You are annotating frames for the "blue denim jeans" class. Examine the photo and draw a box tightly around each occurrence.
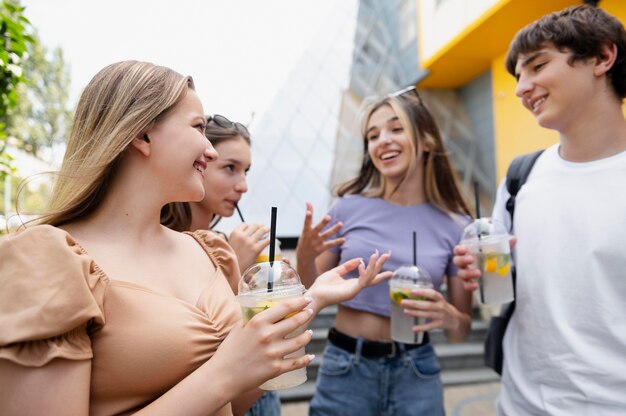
[309,338,444,416]
[245,391,281,416]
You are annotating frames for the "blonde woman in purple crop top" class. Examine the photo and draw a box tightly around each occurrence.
[303,88,474,415]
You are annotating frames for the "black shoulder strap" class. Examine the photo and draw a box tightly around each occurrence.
[502,149,543,309]
[504,149,544,232]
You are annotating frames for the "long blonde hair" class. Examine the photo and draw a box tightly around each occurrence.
[42,60,194,226]
[337,93,471,217]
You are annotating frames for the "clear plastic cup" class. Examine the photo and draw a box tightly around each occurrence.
[237,261,307,390]
[389,265,433,344]
[461,218,514,305]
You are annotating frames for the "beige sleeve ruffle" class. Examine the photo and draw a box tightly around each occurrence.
[0,225,106,366]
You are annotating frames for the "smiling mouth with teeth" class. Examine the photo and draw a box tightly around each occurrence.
[532,97,546,111]
[193,162,204,174]
[381,152,400,160]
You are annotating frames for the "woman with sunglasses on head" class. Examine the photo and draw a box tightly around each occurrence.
[161,115,346,292]
[306,88,474,415]
[161,115,269,292]
[161,114,353,415]
[0,61,392,416]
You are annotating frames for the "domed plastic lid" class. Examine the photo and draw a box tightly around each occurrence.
[461,217,508,243]
[238,261,304,298]
[391,265,433,287]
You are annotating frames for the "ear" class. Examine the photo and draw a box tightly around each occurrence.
[593,42,618,77]
[131,133,152,157]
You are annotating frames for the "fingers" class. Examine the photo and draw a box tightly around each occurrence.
[278,351,315,374]
[453,245,481,292]
[323,237,345,250]
[250,296,314,325]
[367,270,393,287]
[374,250,391,270]
[312,215,331,233]
[509,235,517,250]
[359,250,390,274]
[268,328,313,360]
[462,280,480,291]
[453,254,475,268]
[410,288,442,302]
[233,222,249,233]
[330,258,363,277]
[302,202,313,229]
[355,250,391,287]
[413,321,438,332]
[249,223,270,240]
[456,267,481,288]
[453,244,468,256]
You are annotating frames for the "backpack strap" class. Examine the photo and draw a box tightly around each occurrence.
[504,149,544,232]
[503,149,543,307]
[484,149,544,374]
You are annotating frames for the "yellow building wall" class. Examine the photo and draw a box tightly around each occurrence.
[491,0,626,182]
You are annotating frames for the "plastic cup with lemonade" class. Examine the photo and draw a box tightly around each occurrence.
[237,261,307,390]
[461,217,514,305]
[389,265,433,344]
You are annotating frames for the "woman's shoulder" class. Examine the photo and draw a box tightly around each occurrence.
[0,224,107,365]
[185,229,241,280]
[0,224,104,273]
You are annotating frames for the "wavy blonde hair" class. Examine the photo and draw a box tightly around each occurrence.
[337,93,471,217]
[41,60,194,226]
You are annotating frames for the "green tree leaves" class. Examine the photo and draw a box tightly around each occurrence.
[1,0,36,180]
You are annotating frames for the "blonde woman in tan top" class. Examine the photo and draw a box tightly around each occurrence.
[0,61,391,415]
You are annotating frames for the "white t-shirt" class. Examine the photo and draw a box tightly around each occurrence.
[492,144,626,416]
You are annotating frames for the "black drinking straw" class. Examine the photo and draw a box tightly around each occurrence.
[412,231,418,344]
[474,181,481,219]
[267,206,277,292]
[235,203,245,222]
[412,231,417,267]
[474,181,485,303]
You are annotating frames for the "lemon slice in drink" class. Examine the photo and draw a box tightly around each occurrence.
[484,256,498,273]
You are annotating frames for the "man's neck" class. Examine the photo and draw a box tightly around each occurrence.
[558,99,626,162]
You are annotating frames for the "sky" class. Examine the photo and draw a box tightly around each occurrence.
[22,0,338,124]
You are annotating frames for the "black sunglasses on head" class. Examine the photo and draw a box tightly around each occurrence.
[388,85,423,105]
[207,114,250,136]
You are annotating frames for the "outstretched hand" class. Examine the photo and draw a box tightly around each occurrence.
[296,202,345,265]
[307,251,392,311]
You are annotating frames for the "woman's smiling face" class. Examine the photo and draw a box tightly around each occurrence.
[199,135,251,218]
[366,104,416,184]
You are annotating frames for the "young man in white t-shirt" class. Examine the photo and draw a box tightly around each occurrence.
[454,5,626,415]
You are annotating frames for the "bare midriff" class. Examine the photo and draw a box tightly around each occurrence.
[334,304,391,342]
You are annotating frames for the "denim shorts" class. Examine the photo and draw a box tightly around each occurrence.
[309,335,444,416]
[245,391,281,416]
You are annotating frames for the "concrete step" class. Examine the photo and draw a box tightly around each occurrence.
[434,342,486,371]
[278,367,500,402]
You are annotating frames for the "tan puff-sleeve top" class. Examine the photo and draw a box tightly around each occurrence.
[0,225,242,415]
